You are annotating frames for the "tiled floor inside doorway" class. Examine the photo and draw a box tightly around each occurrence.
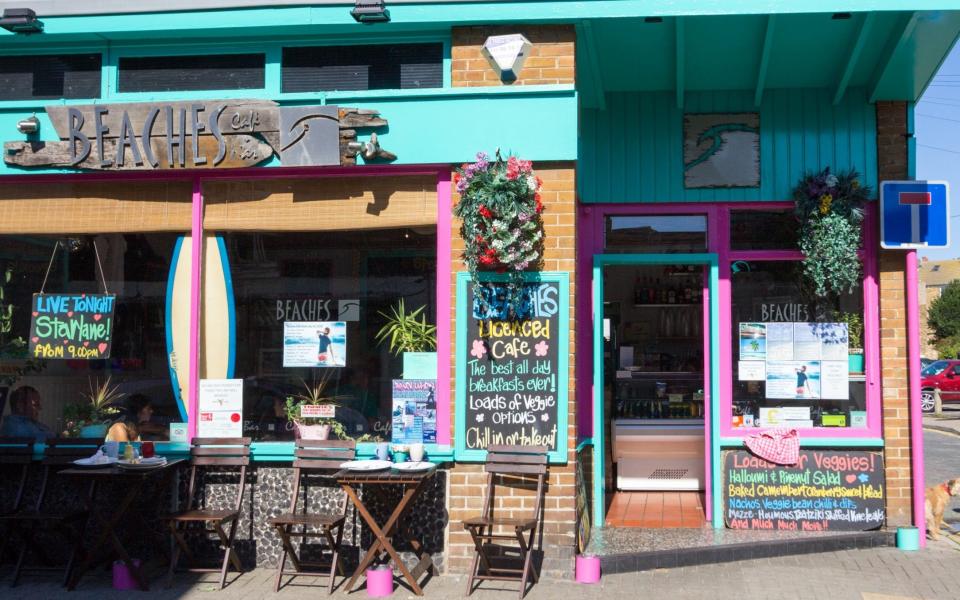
[604,491,706,528]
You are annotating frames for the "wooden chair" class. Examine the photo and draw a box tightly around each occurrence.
[268,439,355,593]
[463,444,548,600]
[165,437,251,590]
[0,437,100,587]
[0,437,34,566]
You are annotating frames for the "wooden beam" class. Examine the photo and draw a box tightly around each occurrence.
[754,15,776,107]
[833,12,876,105]
[576,20,606,111]
[868,11,919,104]
[676,17,685,110]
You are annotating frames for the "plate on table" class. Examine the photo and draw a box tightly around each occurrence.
[340,460,393,471]
[117,457,167,469]
[392,461,435,472]
[73,456,118,468]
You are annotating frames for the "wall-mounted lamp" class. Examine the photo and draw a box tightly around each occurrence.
[0,8,44,34]
[16,115,39,135]
[351,0,390,23]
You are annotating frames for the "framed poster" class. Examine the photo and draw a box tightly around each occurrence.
[282,321,346,367]
[454,271,569,464]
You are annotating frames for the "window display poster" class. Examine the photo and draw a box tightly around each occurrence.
[792,323,822,360]
[738,360,766,381]
[765,360,821,399]
[739,323,766,360]
[818,323,849,361]
[283,321,346,367]
[820,360,850,400]
[198,378,243,437]
[391,379,437,444]
[765,322,794,361]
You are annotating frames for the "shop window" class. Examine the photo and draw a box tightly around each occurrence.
[219,229,437,442]
[118,54,265,93]
[730,210,799,250]
[604,215,707,254]
[281,43,443,93]
[730,261,866,429]
[0,234,181,443]
[0,54,101,100]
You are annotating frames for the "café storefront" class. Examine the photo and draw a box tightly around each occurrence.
[0,0,957,586]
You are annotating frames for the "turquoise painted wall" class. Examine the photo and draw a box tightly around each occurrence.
[579,87,878,203]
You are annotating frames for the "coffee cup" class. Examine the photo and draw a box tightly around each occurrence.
[100,441,119,459]
[375,442,390,461]
[409,443,425,462]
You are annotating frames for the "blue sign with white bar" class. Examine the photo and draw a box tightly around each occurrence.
[880,180,950,249]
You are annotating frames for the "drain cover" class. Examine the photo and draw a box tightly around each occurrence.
[649,468,688,479]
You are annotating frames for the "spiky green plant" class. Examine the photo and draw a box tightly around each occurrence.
[374,299,437,356]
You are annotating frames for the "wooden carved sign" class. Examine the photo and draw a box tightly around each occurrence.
[4,101,392,170]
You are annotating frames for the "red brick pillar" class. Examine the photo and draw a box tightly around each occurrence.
[875,101,913,526]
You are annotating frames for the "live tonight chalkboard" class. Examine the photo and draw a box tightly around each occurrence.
[455,272,569,463]
[723,449,885,532]
[29,293,116,360]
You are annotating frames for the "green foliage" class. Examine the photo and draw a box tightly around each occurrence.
[834,311,864,350]
[793,168,870,297]
[375,299,437,355]
[927,280,960,341]
[933,335,960,360]
[284,372,340,426]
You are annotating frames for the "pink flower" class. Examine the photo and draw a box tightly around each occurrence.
[534,340,549,357]
[470,340,487,359]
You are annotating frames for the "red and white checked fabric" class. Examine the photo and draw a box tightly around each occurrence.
[744,428,799,465]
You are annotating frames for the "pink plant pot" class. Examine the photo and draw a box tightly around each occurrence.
[575,554,601,584]
[295,423,331,440]
[112,559,141,590]
[366,566,394,597]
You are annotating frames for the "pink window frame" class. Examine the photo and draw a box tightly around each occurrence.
[1,164,453,447]
[717,201,881,439]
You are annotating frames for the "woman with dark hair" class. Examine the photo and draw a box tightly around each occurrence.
[106,394,158,442]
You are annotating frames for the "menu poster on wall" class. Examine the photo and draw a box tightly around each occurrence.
[391,379,437,444]
[724,449,885,531]
[29,293,115,360]
[765,360,821,399]
[282,321,347,367]
[198,378,243,438]
[456,273,569,461]
[739,323,766,360]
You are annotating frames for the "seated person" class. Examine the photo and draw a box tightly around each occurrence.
[0,385,54,442]
[106,394,164,442]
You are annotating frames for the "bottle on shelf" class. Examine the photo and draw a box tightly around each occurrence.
[668,286,676,304]
[634,275,644,305]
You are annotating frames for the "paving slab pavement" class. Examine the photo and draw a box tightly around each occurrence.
[5,538,959,600]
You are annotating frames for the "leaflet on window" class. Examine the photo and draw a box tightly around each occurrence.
[283,321,347,367]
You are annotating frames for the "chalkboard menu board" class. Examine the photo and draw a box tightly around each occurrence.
[723,449,885,531]
[29,293,116,360]
[455,272,569,463]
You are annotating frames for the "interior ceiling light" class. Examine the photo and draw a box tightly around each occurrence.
[0,8,44,34]
[351,0,390,23]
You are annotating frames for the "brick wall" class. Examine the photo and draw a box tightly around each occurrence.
[447,163,578,577]
[875,100,912,526]
[451,25,575,87]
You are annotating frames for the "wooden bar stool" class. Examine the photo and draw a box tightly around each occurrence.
[269,439,355,593]
[463,444,548,600]
[165,437,251,590]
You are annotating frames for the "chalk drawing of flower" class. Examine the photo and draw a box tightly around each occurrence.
[476,414,485,423]
[471,340,487,359]
[534,340,549,357]
[858,473,869,483]
[541,413,550,422]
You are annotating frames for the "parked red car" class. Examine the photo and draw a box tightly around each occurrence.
[920,360,960,412]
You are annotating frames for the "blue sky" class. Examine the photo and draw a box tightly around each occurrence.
[916,42,960,260]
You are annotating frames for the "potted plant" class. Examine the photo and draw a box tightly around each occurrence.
[283,373,345,440]
[374,299,437,356]
[837,312,865,374]
[0,265,45,408]
[62,376,124,438]
[793,168,871,297]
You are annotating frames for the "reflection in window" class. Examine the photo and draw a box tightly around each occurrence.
[605,215,707,253]
[730,261,866,429]
[221,229,437,442]
[0,234,180,442]
[730,210,799,250]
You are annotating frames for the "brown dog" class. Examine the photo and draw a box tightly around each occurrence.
[925,478,960,540]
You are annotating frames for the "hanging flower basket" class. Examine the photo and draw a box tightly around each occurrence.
[453,151,545,312]
[793,168,870,297]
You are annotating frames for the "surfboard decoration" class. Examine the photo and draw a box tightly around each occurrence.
[165,236,236,424]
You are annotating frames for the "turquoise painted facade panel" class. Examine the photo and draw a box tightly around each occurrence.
[0,87,577,175]
[579,87,878,203]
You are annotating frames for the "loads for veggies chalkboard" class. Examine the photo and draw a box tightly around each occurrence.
[454,272,569,463]
[723,449,885,531]
[29,293,115,360]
